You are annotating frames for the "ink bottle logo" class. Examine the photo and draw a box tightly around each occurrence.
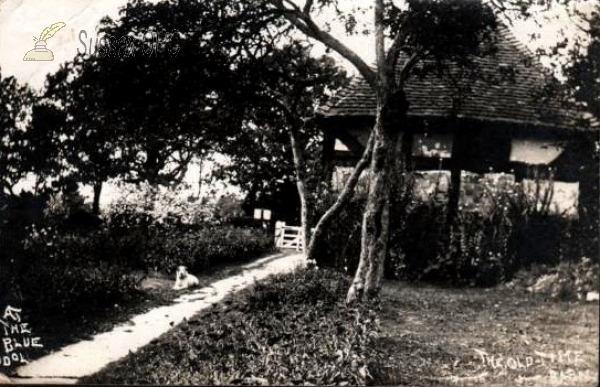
[23,22,66,61]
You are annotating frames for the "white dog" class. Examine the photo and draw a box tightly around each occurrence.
[172,265,200,290]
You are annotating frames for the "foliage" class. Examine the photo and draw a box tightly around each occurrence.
[12,225,141,318]
[536,4,600,260]
[507,256,600,301]
[141,223,275,274]
[564,4,600,119]
[104,181,213,224]
[1,189,273,323]
[43,0,250,191]
[0,192,45,306]
[568,7,600,261]
[386,199,516,287]
[211,194,245,224]
[81,268,382,386]
[101,193,274,273]
[318,169,585,287]
[218,42,347,205]
[311,190,365,274]
[0,69,34,196]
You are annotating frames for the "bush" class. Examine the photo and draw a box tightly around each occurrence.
[141,223,275,274]
[81,268,382,386]
[17,225,141,318]
[1,193,47,307]
[508,257,600,301]
[99,211,275,275]
[386,199,516,286]
[3,203,274,322]
[314,168,583,287]
[312,199,364,274]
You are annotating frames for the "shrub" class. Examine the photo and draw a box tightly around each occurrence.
[81,268,382,386]
[389,183,585,287]
[315,167,581,287]
[142,223,275,274]
[312,199,364,274]
[99,210,275,275]
[10,218,274,318]
[0,193,47,307]
[509,257,600,301]
[17,225,142,318]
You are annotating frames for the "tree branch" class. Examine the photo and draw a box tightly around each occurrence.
[306,128,375,261]
[271,3,377,89]
[303,0,314,14]
[397,50,422,87]
[376,0,386,84]
[386,14,409,74]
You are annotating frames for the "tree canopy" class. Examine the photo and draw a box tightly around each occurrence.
[0,68,34,196]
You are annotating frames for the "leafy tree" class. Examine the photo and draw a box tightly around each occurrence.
[95,0,540,301]
[45,0,249,212]
[0,68,34,197]
[568,5,600,117]
[534,4,599,259]
[22,102,69,195]
[78,0,348,247]
[254,0,512,302]
[45,57,124,214]
[221,42,347,252]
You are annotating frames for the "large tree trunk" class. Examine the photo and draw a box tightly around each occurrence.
[347,90,406,303]
[92,181,103,215]
[346,0,410,303]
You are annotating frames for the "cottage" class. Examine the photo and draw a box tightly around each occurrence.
[318,25,597,216]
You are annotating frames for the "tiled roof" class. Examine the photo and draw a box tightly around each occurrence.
[319,26,596,131]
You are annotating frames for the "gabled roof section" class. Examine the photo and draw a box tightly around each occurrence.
[319,26,595,131]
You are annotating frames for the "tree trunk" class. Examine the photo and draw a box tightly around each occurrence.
[92,181,103,215]
[288,124,310,256]
[447,166,461,225]
[321,130,336,186]
[347,94,402,303]
[197,156,204,201]
[400,125,415,172]
[577,137,599,261]
[346,0,413,303]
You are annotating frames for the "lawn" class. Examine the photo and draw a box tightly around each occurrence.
[373,281,599,386]
[77,267,598,386]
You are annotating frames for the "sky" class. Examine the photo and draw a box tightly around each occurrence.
[0,0,594,209]
[1,0,594,91]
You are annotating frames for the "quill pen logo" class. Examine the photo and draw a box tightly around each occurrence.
[23,22,66,61]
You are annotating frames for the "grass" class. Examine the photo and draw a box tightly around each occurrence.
[372,281,599,386]
[79,267,378,386]
[79,267,598,386]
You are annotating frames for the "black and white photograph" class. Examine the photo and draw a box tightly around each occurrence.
[0,0,598,385]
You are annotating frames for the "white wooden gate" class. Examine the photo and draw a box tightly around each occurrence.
[274,222,306,251]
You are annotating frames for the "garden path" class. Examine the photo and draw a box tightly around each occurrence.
[11,252,306,384]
